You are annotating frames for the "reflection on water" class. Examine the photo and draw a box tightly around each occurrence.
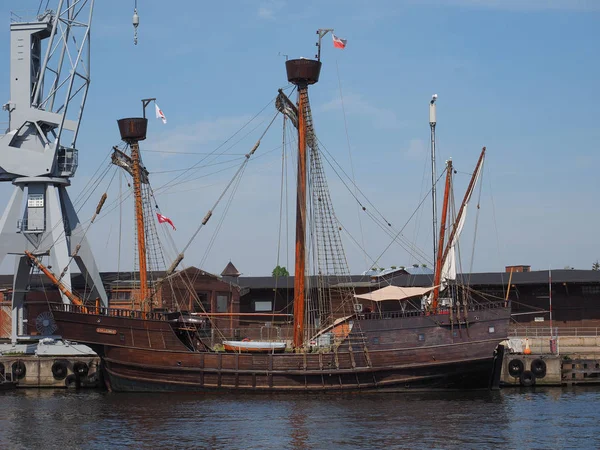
[0,387,599,449]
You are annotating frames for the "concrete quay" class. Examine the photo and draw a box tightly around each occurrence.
[0,338,100,388]
[501,329,600,387]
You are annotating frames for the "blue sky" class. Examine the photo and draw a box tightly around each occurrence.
[0,0,598,276]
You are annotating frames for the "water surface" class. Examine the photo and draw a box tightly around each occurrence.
[1,387,598,449]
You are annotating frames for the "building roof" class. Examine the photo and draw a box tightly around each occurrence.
[0,269,599,291]
[220,261,241,277]
[361,266,434,278]
[237,270,600,289]
[405,266,435,276]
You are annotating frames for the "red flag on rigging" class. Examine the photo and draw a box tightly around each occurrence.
[156,213,176,230]
[332,34,347,49]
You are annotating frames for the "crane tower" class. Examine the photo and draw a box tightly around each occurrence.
[0,0,107,343]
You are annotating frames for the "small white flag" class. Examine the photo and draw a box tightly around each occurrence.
[155,103,167,124]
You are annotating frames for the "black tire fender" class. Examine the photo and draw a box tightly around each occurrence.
[73,361,89,377]
[51,359,69,380]
[530,359,547,379]
[12,361,26,380]
[520,370,536,387]
[508,358,524,377]
[65,374,78,388]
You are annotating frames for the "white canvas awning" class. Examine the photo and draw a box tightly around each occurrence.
[354,285,437,302]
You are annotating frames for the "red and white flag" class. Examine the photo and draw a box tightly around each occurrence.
[155,103,167,124]
[156,213,176,230]
[332,34,347,49]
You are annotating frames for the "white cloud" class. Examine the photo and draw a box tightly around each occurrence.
[402,138,427,161]
[145,115,254,155]
[258,7,275,19]
[257,0,285,19]
[320,93,403,130]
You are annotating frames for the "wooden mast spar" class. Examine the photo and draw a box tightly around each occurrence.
[293,86,307,349]
[431,147,486,311]
[117,116,150,313]
[130,140,148,309]
[432,160,453,310]
[285,57,322,349]
[439,147,486,269]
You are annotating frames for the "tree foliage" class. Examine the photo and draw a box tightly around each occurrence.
[272,265,290,277]
[593,261,600,271]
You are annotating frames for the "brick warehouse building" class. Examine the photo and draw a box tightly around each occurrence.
[1,265,600,339]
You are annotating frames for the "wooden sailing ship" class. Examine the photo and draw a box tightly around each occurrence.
[36,51,510,392]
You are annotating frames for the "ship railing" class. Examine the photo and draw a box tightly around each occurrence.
[359,309,423,320]
[218,327,293,342]
[509,326,600,338]
[358,300,506,321]
[51,303,167,321]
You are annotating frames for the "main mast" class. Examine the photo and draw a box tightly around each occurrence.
[285,58,322,349]
[117,117,150,311]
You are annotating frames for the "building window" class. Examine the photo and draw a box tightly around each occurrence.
[193,292,211,313]
[582,285,600,295]
[216,294,228,313]
[417,333,425,342]
[255,301,272,312]
[112,290,131,301]
[488,326,495,334]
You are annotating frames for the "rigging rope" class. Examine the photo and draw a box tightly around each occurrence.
[272,115,290,317]
[154,92,288,195]
[468,157,486,282]
[117,170,123,280]
[335,59,367,268]
[168,111,280,274]
[487,165,507,299]
[149,156,245,174]
[199,162,247,270]
[315,135,438,267]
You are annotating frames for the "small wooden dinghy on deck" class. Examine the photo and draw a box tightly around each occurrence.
[223,340,287,353]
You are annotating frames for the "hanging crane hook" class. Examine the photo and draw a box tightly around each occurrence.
[132,3,140,45]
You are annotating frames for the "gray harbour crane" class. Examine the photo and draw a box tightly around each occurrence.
[0,0,107,343]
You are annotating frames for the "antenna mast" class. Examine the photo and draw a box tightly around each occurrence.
[430,94,438,263]
[132,0,139,45]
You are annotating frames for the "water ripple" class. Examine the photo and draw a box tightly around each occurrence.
[0,387,598,449]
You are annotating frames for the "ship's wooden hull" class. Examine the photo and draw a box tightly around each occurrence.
[51,303,510,392]
[101,342,501,392]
